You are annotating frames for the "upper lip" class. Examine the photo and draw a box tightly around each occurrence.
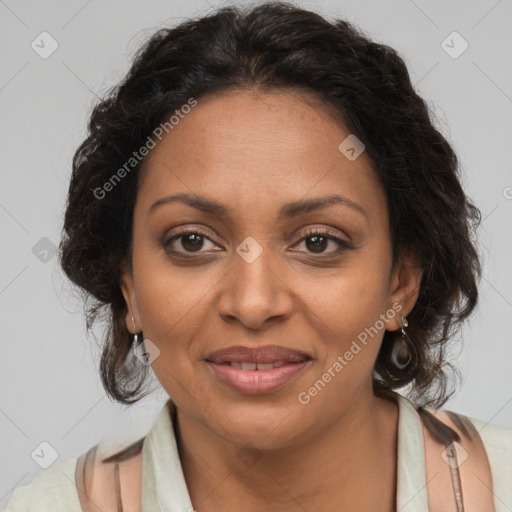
[206,345,311,364]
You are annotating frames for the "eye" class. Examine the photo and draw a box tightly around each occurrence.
[293,228,352,255]
[163,229,218,254]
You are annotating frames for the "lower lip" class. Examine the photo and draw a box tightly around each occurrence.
[206,361,310,394]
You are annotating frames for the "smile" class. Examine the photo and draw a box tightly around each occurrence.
[226,360,290,370]
[206,360,310,394]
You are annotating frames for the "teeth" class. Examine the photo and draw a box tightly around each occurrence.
[256,362,274,370]
[228,360,297,370]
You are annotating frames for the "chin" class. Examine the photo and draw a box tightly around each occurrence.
[210,400,310,450]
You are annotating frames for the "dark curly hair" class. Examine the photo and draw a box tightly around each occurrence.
[58,1,482,409]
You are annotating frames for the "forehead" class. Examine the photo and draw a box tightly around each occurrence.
[136,88,386,223]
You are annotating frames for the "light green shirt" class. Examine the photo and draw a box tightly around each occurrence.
[4,393,512,511]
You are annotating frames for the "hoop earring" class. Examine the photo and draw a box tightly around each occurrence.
[392,314,412,369]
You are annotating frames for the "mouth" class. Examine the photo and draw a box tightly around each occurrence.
[205,345,312,394]
[205,344,311,364]
[217,360,303,370]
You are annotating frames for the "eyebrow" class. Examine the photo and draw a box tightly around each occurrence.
[148,193,368,220]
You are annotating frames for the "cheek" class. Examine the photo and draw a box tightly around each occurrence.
[304,258,391,376]
[131,266,224,394]
[132,245,216,337]
[305,257,389,326]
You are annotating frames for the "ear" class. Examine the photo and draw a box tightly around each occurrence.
[384,248,423,332]
[120,260,142,334]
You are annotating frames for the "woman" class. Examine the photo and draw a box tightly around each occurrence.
[5,2,511,511]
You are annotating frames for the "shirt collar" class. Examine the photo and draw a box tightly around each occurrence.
[141,392,428,511]
[394,392,429,511]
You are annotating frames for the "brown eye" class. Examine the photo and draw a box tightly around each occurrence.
[305,235,329,253]
[179,233,205,252]
[295,229,352,255]
[163,230,217,254]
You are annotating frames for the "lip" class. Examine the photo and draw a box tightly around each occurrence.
[205,344,311,364]
[205,344,312,395]
[206,360,310,394]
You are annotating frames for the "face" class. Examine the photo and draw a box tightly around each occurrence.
[121,88,422,449]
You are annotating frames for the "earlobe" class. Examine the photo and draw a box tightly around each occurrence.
[386,250,423,331]
[120,267,141,334]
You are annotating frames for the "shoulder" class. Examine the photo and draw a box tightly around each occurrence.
[75,437,145,511]
[3,437,145,512]
[463,413,512,505]
[423,405,512,510]
[3,457,81,512]
[429,407,512,468]
[463,413,512,453]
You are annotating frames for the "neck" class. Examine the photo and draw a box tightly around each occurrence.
[174,387,399,512]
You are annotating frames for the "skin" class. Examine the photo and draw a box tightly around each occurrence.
[121,88,423,511]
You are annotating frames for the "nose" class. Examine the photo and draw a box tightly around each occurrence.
[216,245,294,330]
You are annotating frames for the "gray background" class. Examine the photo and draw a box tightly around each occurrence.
[1,0,511,503]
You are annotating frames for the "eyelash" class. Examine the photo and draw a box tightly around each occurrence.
[162,227,352,256]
